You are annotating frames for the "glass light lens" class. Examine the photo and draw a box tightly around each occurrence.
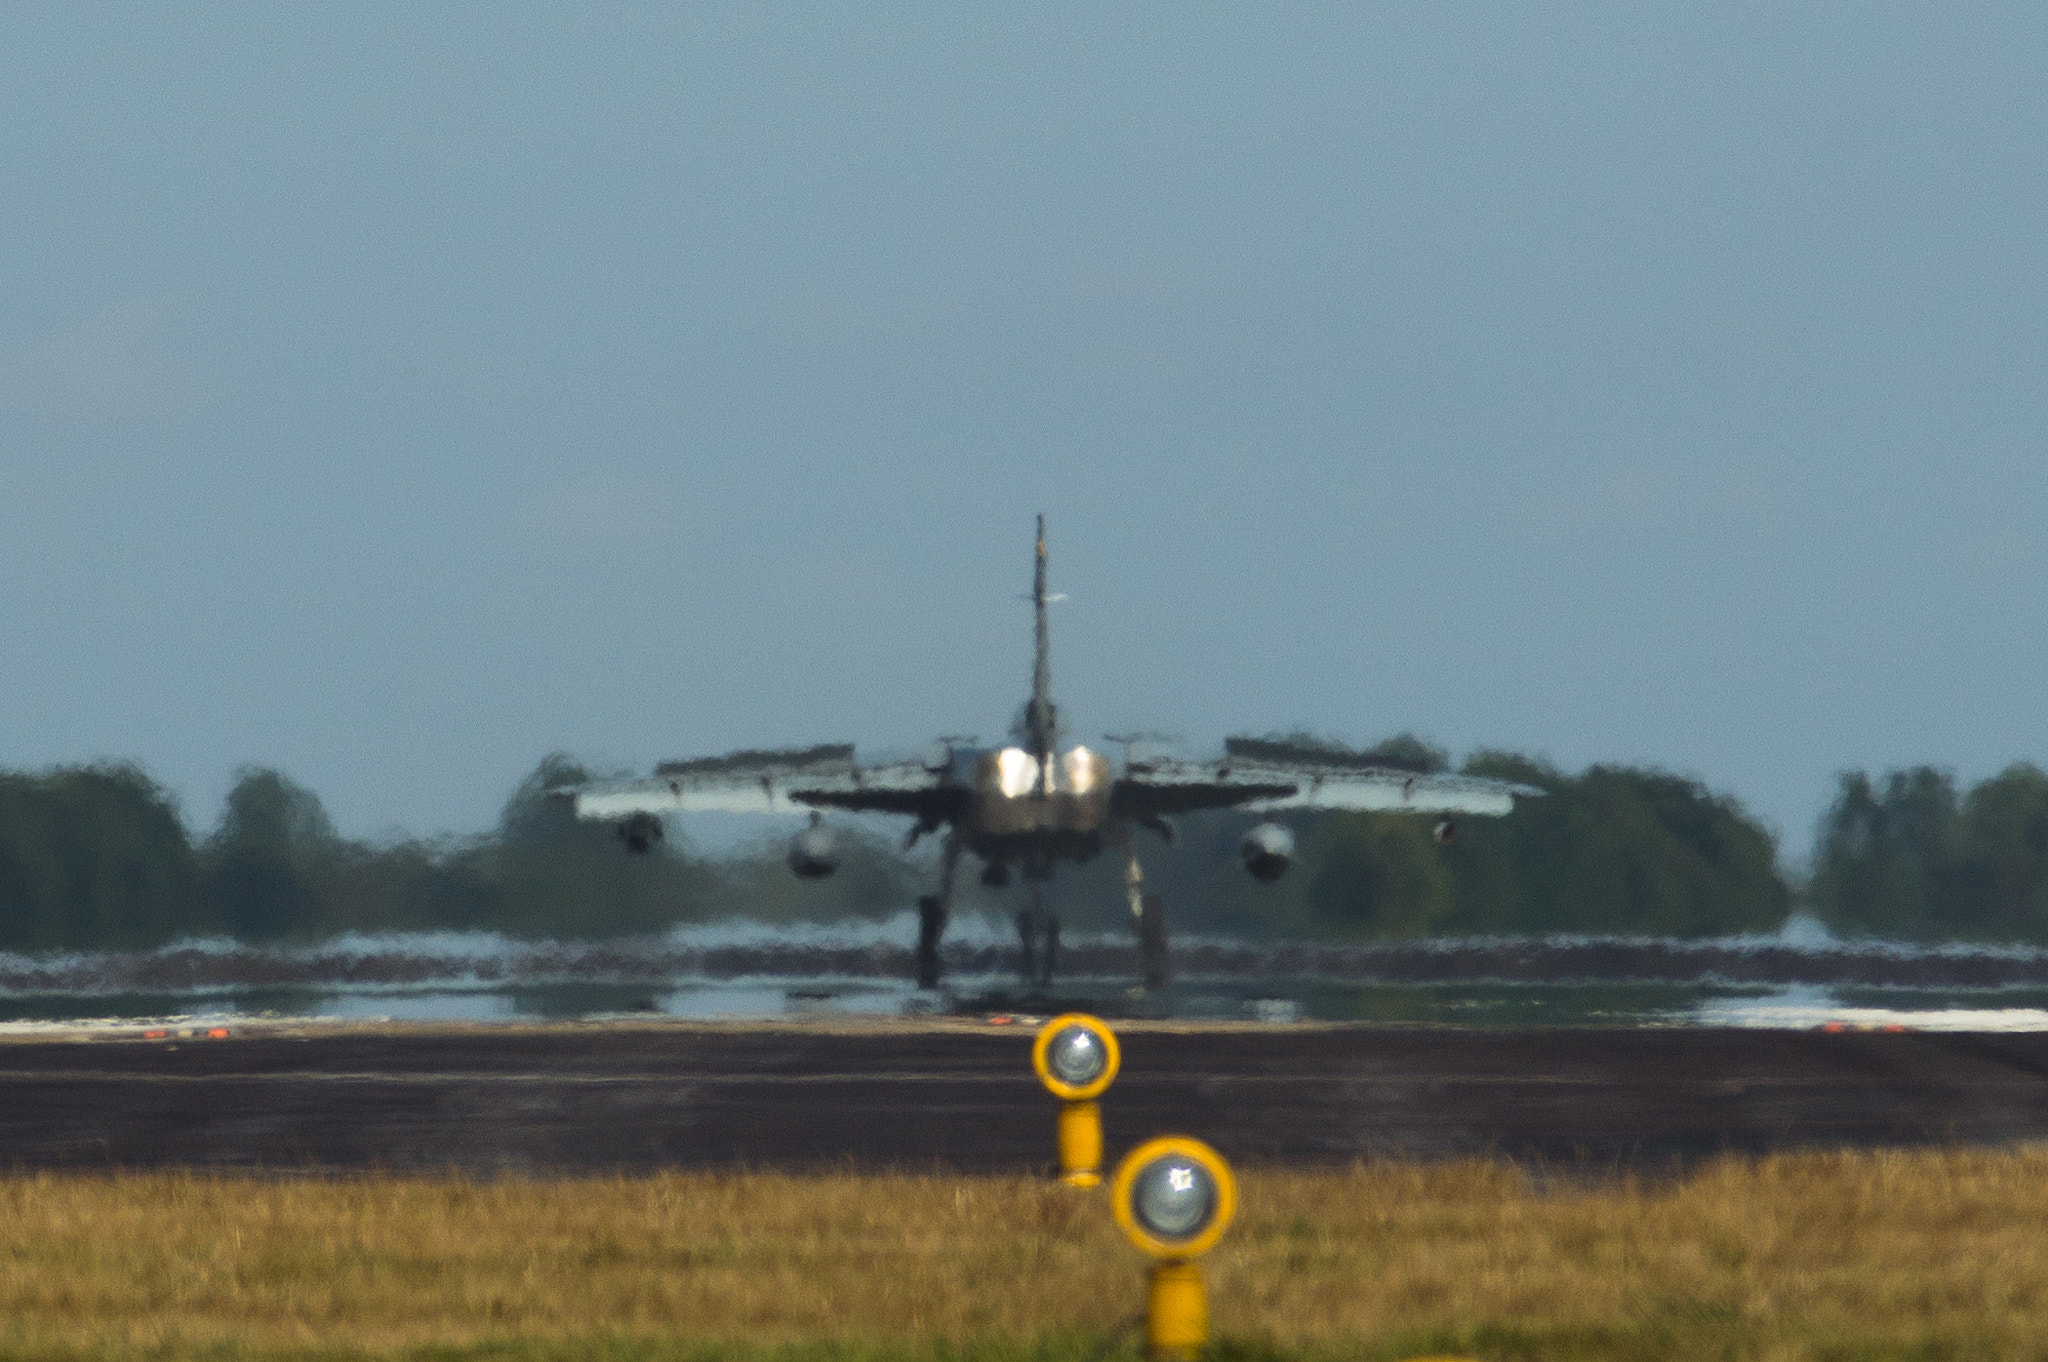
[1047,1024,1106,1086]
[1133,1156,1216,1240]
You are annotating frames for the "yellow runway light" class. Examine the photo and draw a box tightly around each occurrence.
[1110,1135,1236,1260]
[1144,1259,1207,1357]
[1032,1013,1120,1100]
[1032,1014,1120,1186]
[1110,1136,1238,1359]
[1056,1098,1103,1185]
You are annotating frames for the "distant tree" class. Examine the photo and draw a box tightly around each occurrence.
[1952,764,2048,939]
[497,754,611,849]
[1813,764,2048,942]
[1810,768,1953,939]
[314,834,460,936]
[0,763,202,951]
[1438,762,1787,937]
[201,767,343,941]
[0,742,1804,951]
[1460,749,1563,791]
[1362,733,1451,774]
[1301,811,1455,937]
[1140,747,1787,940]
[479,754,721,938]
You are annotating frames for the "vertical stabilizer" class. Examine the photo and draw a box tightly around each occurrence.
[1025,514,1058,783]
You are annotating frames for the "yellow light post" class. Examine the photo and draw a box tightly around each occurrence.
[1031,1013,1120,1187]
[1110,1136,1238,1359]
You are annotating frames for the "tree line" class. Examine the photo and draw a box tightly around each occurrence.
[1807,763,2048,942]
[2,744,2044,951]
[0,756,913,952]
[1129,744,1788,942]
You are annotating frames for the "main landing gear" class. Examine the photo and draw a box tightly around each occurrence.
[918,848,1174,999]
[1126,845,1170,991]
[914,841,1064,995]
[915,836,961,992]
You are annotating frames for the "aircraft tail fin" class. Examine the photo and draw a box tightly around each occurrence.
[1025,514,1057,768]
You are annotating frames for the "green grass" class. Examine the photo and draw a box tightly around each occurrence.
[2,1151,2046,1360]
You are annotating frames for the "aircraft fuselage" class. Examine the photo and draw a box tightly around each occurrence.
[941,742,1115,877]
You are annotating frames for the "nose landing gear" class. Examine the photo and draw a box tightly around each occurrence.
[1015,884,1059,991]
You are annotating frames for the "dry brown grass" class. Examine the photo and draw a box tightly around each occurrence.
[0,1149,2044,1359]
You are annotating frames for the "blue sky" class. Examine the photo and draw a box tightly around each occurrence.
[2,4,2043,861]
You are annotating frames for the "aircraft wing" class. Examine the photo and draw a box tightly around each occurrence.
[1113,755,1541,819]
[786,759,965,820]
[562,745,957,821]
[1238,767,1536,815]
[1110,778,1298,817]
[792,781,969,819]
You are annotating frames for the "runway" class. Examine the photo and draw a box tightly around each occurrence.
[4,1020,2048,1173]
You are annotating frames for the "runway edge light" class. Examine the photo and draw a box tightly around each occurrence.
[1031,1013,1120,1187]
[1110,1135,1238,1360]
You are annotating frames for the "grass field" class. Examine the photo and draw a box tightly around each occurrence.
[1,1149,2045,1360]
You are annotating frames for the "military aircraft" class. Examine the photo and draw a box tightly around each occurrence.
[560,516,1539,989]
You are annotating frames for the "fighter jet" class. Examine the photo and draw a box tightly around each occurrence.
[560,516,1539,989]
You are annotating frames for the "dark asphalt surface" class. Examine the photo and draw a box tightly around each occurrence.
[4,1022,2048,1173]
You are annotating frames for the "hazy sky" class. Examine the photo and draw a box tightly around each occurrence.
[3,4,2042,861]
